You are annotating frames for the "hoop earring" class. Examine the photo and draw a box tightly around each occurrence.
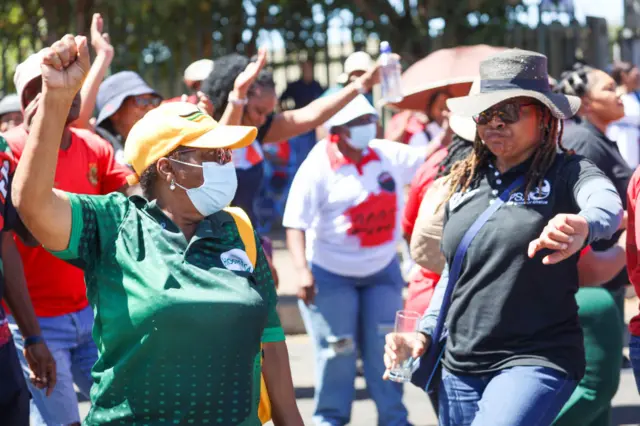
[169,180,176,191]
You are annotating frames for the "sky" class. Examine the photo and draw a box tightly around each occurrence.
[573,0,623,25]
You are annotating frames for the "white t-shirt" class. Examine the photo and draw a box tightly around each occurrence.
[407,122,443,148]
[282,138,427,277]
[607,91,640,169]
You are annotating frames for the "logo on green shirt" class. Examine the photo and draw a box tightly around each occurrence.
[220,249,254,273]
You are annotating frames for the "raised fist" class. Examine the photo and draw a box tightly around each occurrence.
[40,34,90,97]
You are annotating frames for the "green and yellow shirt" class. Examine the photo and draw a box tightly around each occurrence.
[52,192,284,425]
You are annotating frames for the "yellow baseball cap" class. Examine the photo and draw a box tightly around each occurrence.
[124,102,257,185]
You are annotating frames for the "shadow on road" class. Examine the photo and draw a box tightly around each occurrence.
[295,386,371,401]
[612,405,640,425]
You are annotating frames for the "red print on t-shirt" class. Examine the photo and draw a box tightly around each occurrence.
[345,190,397,247]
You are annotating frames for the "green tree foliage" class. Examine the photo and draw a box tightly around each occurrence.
[0,0,526,95]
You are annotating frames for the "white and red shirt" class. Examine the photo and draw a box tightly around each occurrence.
[283,138,427,277]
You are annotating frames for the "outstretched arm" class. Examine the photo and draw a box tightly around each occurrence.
[12,35,90,252]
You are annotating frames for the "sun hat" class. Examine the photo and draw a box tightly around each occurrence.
[184,59,214,83]
[13,49,47,110]
[448,78,480,142]
[446,49,580,120]
[0,94,21,117]
[96,71,160,127]
[124,102,257,185]
[325,94,378,129]
[337,52,373,85]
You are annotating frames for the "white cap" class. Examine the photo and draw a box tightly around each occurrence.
[448,78,480,142]
[184,59,215,83]
[337,52,373,85]
[326,94,378,128]
[14,49,47,110]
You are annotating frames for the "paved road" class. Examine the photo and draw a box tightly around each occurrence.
[77,333,640,425]
[75,232,640,425]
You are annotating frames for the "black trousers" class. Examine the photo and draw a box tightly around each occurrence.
[0,341,30,426]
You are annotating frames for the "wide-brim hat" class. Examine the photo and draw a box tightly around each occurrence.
[448,78,481,142]
[0,94,21,116]
[447,49,581,119]
[96,71,160,127]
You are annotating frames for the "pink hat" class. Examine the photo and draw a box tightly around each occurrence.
[13,49,47,110]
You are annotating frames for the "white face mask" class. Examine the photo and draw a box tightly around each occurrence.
[346,123,376,150]
[170,159,238,216]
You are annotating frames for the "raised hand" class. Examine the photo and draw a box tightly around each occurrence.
[233,48,268,98]
[90,13,114,57]
[41,34,90,97]
[528,214,589,265]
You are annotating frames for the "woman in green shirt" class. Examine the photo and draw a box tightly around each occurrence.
[12,35,302,426]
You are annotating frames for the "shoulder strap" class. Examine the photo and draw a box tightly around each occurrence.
[224,207,257,268]
[430,175,526,344]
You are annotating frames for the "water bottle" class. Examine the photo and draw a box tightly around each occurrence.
[379,41,403,103]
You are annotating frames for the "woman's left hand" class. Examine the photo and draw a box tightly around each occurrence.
[528,214,589,265]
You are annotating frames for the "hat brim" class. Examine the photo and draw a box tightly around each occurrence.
[184,125,258,151]
[448,114,477,142]
[447,89,581,120]
[96,86,160,127]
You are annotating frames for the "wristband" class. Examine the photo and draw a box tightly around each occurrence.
[24,335,44,347]
[228,92,248,106]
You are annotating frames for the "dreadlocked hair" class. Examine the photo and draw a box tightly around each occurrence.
[435,135,473,180]
[442,108,569,207]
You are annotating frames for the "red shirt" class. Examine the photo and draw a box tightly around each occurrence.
[401,146,448,314]
[385,111,428,145]
[402,147,448,237]
[4,125,132,317]
[627,167,640,336]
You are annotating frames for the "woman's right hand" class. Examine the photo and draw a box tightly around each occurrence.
[383,332,430,380]
[297,268,316,305]
[41,34,90,98]
[233,48,268,99]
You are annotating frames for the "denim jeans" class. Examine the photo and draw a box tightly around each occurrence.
[9,305,97,425]
[439,366,578,426]
[299,259,409,426]
[630,334,640,393]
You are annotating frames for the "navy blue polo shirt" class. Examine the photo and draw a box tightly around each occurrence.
[440,153,605,380]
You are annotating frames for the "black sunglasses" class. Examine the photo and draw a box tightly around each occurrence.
[473,102,538,125]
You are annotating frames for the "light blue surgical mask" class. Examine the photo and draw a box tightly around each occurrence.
[346,123,377,150]
[170,159,238,216]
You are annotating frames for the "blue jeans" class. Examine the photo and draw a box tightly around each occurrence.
[631,334,640,393]
[9,305,97,425]
[299,259,408,426]
[439,366,578,426]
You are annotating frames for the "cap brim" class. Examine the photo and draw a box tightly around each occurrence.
[184,125,258,151]
[96,86,160,126]
[447,89,581,120]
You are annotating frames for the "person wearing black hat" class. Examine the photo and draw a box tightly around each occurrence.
[95,71,162,164]
[384,49,623,425]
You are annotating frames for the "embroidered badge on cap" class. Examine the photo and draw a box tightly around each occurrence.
[220,249,254,273]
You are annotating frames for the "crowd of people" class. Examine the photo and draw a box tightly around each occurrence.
[0,11,639,426]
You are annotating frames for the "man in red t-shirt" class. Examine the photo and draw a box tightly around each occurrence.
[626,166,640,392]
[3,51,132,426]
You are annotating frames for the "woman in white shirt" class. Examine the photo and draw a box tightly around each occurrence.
[283,95,436,426]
